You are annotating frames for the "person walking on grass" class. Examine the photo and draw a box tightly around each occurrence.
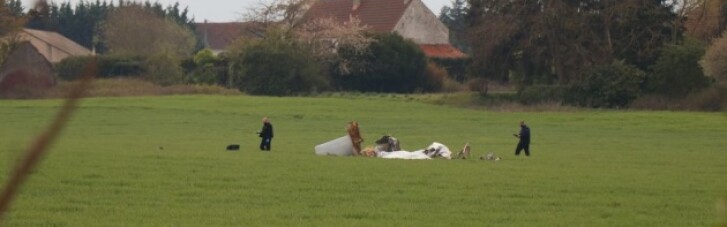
[258,117,274,151]
[514,121,531,156]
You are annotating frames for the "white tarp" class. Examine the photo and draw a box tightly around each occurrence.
[376,142,452,160]
[378,150,431,159]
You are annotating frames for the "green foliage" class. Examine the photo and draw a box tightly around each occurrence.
[466,0,679,85]
[144,52,185,86]
[184,49,222,85]
[439,0,469,53]
[6,0,23,16]
[568,61,646,108]
[0,96,726,226]
[55,55,144,80]
[517,85,568,105]
[646,39,711,97]
[193,49,216,66]
[332,33,427,93]
[431,57,470,82]
[229,37,328,95]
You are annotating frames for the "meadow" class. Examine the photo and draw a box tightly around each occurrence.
[0,95,726,226]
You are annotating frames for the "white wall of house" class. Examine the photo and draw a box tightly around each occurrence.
[393,0,449,44]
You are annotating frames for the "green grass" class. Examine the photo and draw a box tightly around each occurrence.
[0,95,726,226]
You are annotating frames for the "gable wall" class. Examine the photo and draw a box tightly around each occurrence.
[0,43,56,91]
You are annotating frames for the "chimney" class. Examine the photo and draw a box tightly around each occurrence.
[352,0,360,11]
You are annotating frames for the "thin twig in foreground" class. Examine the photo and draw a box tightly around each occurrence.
[0,59,97,223]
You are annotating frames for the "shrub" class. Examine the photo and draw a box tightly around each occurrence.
[144,52,185,86]
[186,49,222,85]
[518,85,568,105]
[630,87,725,111]
[467,78,490,96]
[431,57,470,82]
[229,38,328,96]
[331,33,427,93]
[422,61,448,92]
[684,86,725,111]
[568,61,646,108]
[646,39,710,97]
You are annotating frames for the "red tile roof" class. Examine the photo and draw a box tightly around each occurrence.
[419,44,467,59]
[305,0,412,33]
[195,22,259,50]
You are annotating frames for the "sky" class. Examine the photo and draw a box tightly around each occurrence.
[21,0,453,22]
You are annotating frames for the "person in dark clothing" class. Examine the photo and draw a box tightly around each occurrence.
[513,121,531,156]
[258,117,273,151]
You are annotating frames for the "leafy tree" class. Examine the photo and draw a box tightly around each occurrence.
[7,0,22,17]
[646,39,710,97]
[568,61,647,108]
[228,29,328,95]
[26,0,54,30]
[145,51,185,86]
[466,0,680,87]
[103,4,196,57]
[187,49,220,85]
[701,29,727,86]
[296,17,374,76]
[332,33,428,93]
[0,0,26,65]
[439,0,469,53]
[102,4,196,85]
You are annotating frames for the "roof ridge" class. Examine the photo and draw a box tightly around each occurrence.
[22,29,90,56]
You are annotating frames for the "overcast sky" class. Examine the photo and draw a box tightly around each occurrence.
[21,0,452,22]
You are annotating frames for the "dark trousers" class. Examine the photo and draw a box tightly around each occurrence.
[260,137,272,151]
[515,142,530,156]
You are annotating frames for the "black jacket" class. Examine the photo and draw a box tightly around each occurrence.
[260,123,273,138]
[519,125,530,144]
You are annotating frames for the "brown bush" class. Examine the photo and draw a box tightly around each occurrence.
[423,61,447,92]
[684,86,725,111]
[467,78,489,95]
[630,86,725,111]
[440,77,467,93]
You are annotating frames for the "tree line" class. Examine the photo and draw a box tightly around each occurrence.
[9,0,194,53]
[1,0,726,110]
[439,0,727,108]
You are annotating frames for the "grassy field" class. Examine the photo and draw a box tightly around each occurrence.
[0,95,726,226]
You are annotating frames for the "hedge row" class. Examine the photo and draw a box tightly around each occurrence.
[56,55,144,80]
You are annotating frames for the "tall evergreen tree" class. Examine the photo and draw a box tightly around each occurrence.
[439,0,469,53]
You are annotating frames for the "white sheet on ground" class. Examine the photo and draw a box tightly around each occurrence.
[377,150,431,160]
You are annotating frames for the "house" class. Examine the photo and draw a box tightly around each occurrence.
[0,42,56,92]
[1,29,91,92]
[18,28,92,63]
[303,0,466,59]
[195,21,262,55]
